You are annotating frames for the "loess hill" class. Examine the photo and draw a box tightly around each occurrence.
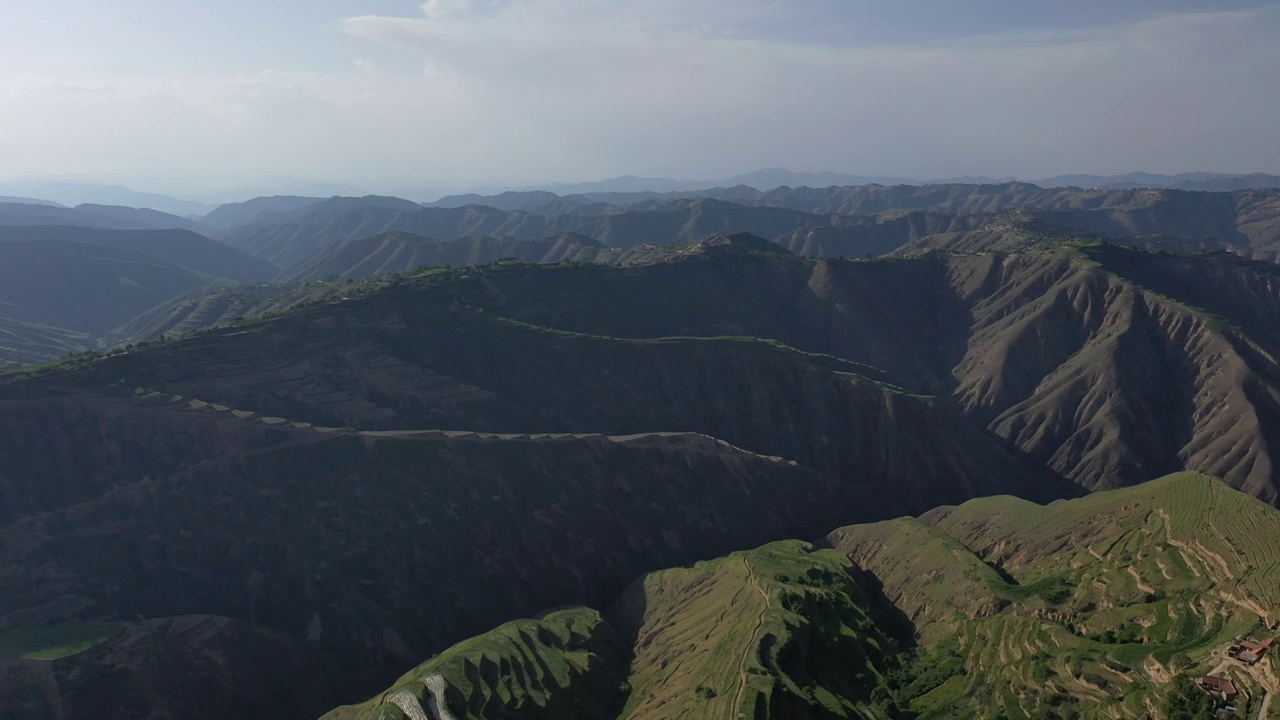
[327,473,1280,720]
[4,235,1280,717]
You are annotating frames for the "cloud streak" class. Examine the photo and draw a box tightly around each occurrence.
[338,3,1280,180]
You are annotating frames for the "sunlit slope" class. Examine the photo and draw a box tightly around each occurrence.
[322,608,626,720]
[830,472,1280,719]
[610,540,903,720]
[323,474,1280,719]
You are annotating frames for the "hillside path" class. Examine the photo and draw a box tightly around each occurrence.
[730,556,770,720]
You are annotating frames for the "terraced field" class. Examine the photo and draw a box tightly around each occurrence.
[0,316,90,367]
[827,473,1280,718]
[325,541,907,720]
[340,474,1280,719]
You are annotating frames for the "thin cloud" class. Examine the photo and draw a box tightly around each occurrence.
[0,4,1276,191]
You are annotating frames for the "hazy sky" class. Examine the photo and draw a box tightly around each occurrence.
[2,0,1278,194]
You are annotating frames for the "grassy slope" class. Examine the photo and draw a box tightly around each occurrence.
[613,540,904,720]
[321,608,627,720]
[325,474,1280,720]
[331,542,905,720]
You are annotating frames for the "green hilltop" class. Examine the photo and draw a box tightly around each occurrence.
[328,473,1280,720]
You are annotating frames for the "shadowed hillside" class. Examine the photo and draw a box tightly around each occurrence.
[0,389,920,717]
[6,229,1280,718]
[0,225,278,282]
[0,240,212,337]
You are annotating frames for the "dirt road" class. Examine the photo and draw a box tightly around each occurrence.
[730,556,770,720]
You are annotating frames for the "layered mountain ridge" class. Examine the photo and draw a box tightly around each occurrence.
[5,182,1280,719]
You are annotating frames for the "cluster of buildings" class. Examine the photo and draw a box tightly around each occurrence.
[1199,675,1238,704]
[1198,636,1275,707]
[1228,637,1276,665]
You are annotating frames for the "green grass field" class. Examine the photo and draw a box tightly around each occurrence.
[321,608,626,720]
[327,474,1280,720]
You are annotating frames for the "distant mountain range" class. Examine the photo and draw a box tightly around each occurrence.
[0,182,213,216]
[3,171,1278,217]
[3,180,1279,370]
[0,195,65,208]
[217,184,1280,273]
[0,202,206,233]
[478,169,1280,196]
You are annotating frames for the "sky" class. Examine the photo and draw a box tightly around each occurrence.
[1,0,1278,196]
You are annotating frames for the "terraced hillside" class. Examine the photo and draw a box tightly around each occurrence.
[105,279,376,346]
[321,608,628,720]
[0,317,89,368]
[331,474,1280,720]
[326,540,910,720]
[838,473,1280,718]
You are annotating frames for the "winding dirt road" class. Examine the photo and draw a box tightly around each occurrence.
[730,556,770,720]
